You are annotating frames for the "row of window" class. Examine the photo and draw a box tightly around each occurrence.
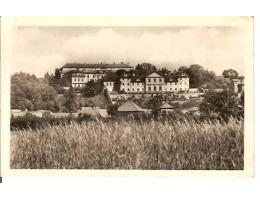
[122,82,144,86]
[73,78,84,82]
[147,86,162,91]
[121,82,187,86]
[86,74,105,79]
[73,75,105,82]
[105,82,113,86]
[124,88,145,92]
[147,78,163,83]
[72,83,84,87]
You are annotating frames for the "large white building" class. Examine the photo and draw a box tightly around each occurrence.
[60,63,189,93]
[60,63,133,88]
[71,72,107,88]
[119,72,189,93]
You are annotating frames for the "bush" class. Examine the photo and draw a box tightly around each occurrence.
[199,90,243,121]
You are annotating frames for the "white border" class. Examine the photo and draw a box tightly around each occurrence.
[0,16,254,177]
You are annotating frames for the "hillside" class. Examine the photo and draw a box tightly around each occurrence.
[54,93,110,111]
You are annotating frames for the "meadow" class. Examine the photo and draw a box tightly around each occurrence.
[10,118,244,170]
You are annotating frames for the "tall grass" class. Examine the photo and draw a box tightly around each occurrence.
[10,118,243,170]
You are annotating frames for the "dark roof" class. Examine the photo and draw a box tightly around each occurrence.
[176,72,189,78]
[118,101,146,112]
[61,63,133,70]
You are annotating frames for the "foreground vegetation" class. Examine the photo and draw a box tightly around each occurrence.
[11,118,243,170]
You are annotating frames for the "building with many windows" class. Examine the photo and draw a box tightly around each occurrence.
[120,72,189,93]
[60,62,133,88]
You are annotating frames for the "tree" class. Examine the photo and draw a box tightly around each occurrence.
[135,63,157,80]
[222,69,239,79]
[178,65,216,88]
[11,72,58,111]
[146,95,163,115]
[107,104,119,116]
[199,90,243,121]
[81,80,103,97]
[64,87,78,112]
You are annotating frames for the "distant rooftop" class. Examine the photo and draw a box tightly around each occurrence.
[61,63,134,69]
[118,101,145,112]
[146,72,162,78]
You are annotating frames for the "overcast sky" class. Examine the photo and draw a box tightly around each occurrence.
[11,26,245,77]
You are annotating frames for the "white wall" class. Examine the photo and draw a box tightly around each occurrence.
[104,82,115,92]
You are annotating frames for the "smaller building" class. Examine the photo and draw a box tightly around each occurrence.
[103,81,115,92]
[117,101,147,116]
[160,102,175,113]
[79,106,108,118]
[232,76,244,93]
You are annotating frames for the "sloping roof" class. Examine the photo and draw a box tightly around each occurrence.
[98,109,109,118]
[146,72,162,78]
[80,107,99,117]
[160,103,174,109]
[80,107,109,118]
[118,101,145,112]
[61,63,133,69]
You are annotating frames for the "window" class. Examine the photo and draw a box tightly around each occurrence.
[132,88,134,91]
[93,75,96,78]
[87,75,89,78]
[175,88,177,90]
[78,78,80,82]
[137,88,139,91]
[137,83,139,85]
[154,78,156,82]
[170,88,172,91]
[148,79,151,82]
[82,78,84,82]
[127,88,130,91]
[74,78,76,82]
[159,86,162,91]
[148,86,151,91]
[110,83,112,86]
[154,87,156,91]
[127,83,130,85]
[159,78,162,82]
[122,83,125,85]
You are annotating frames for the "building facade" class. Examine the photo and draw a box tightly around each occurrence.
[120,72,189,94]
[103,81,115,92]
[232,76,244,93]
[60,62,133,88]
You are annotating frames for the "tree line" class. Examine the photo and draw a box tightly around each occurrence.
[11,63,242,115]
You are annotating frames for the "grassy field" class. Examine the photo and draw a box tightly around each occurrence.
[10,118,243,170]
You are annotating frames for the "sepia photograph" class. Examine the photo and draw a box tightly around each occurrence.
[0,17,254,174]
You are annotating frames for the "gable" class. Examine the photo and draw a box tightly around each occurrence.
[146,72,162,78]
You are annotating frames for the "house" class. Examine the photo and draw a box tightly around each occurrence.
[232,76,244,93]
[120,77,145,93]
[117,101,147,116]
[120,72,189,94]
[60,62,133,74]
[103,81,115,92]
[79,106,108,118]
[160,102,175,113]
[51,112,79,118]
[60,62,133,88]
[145,72,165,92]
